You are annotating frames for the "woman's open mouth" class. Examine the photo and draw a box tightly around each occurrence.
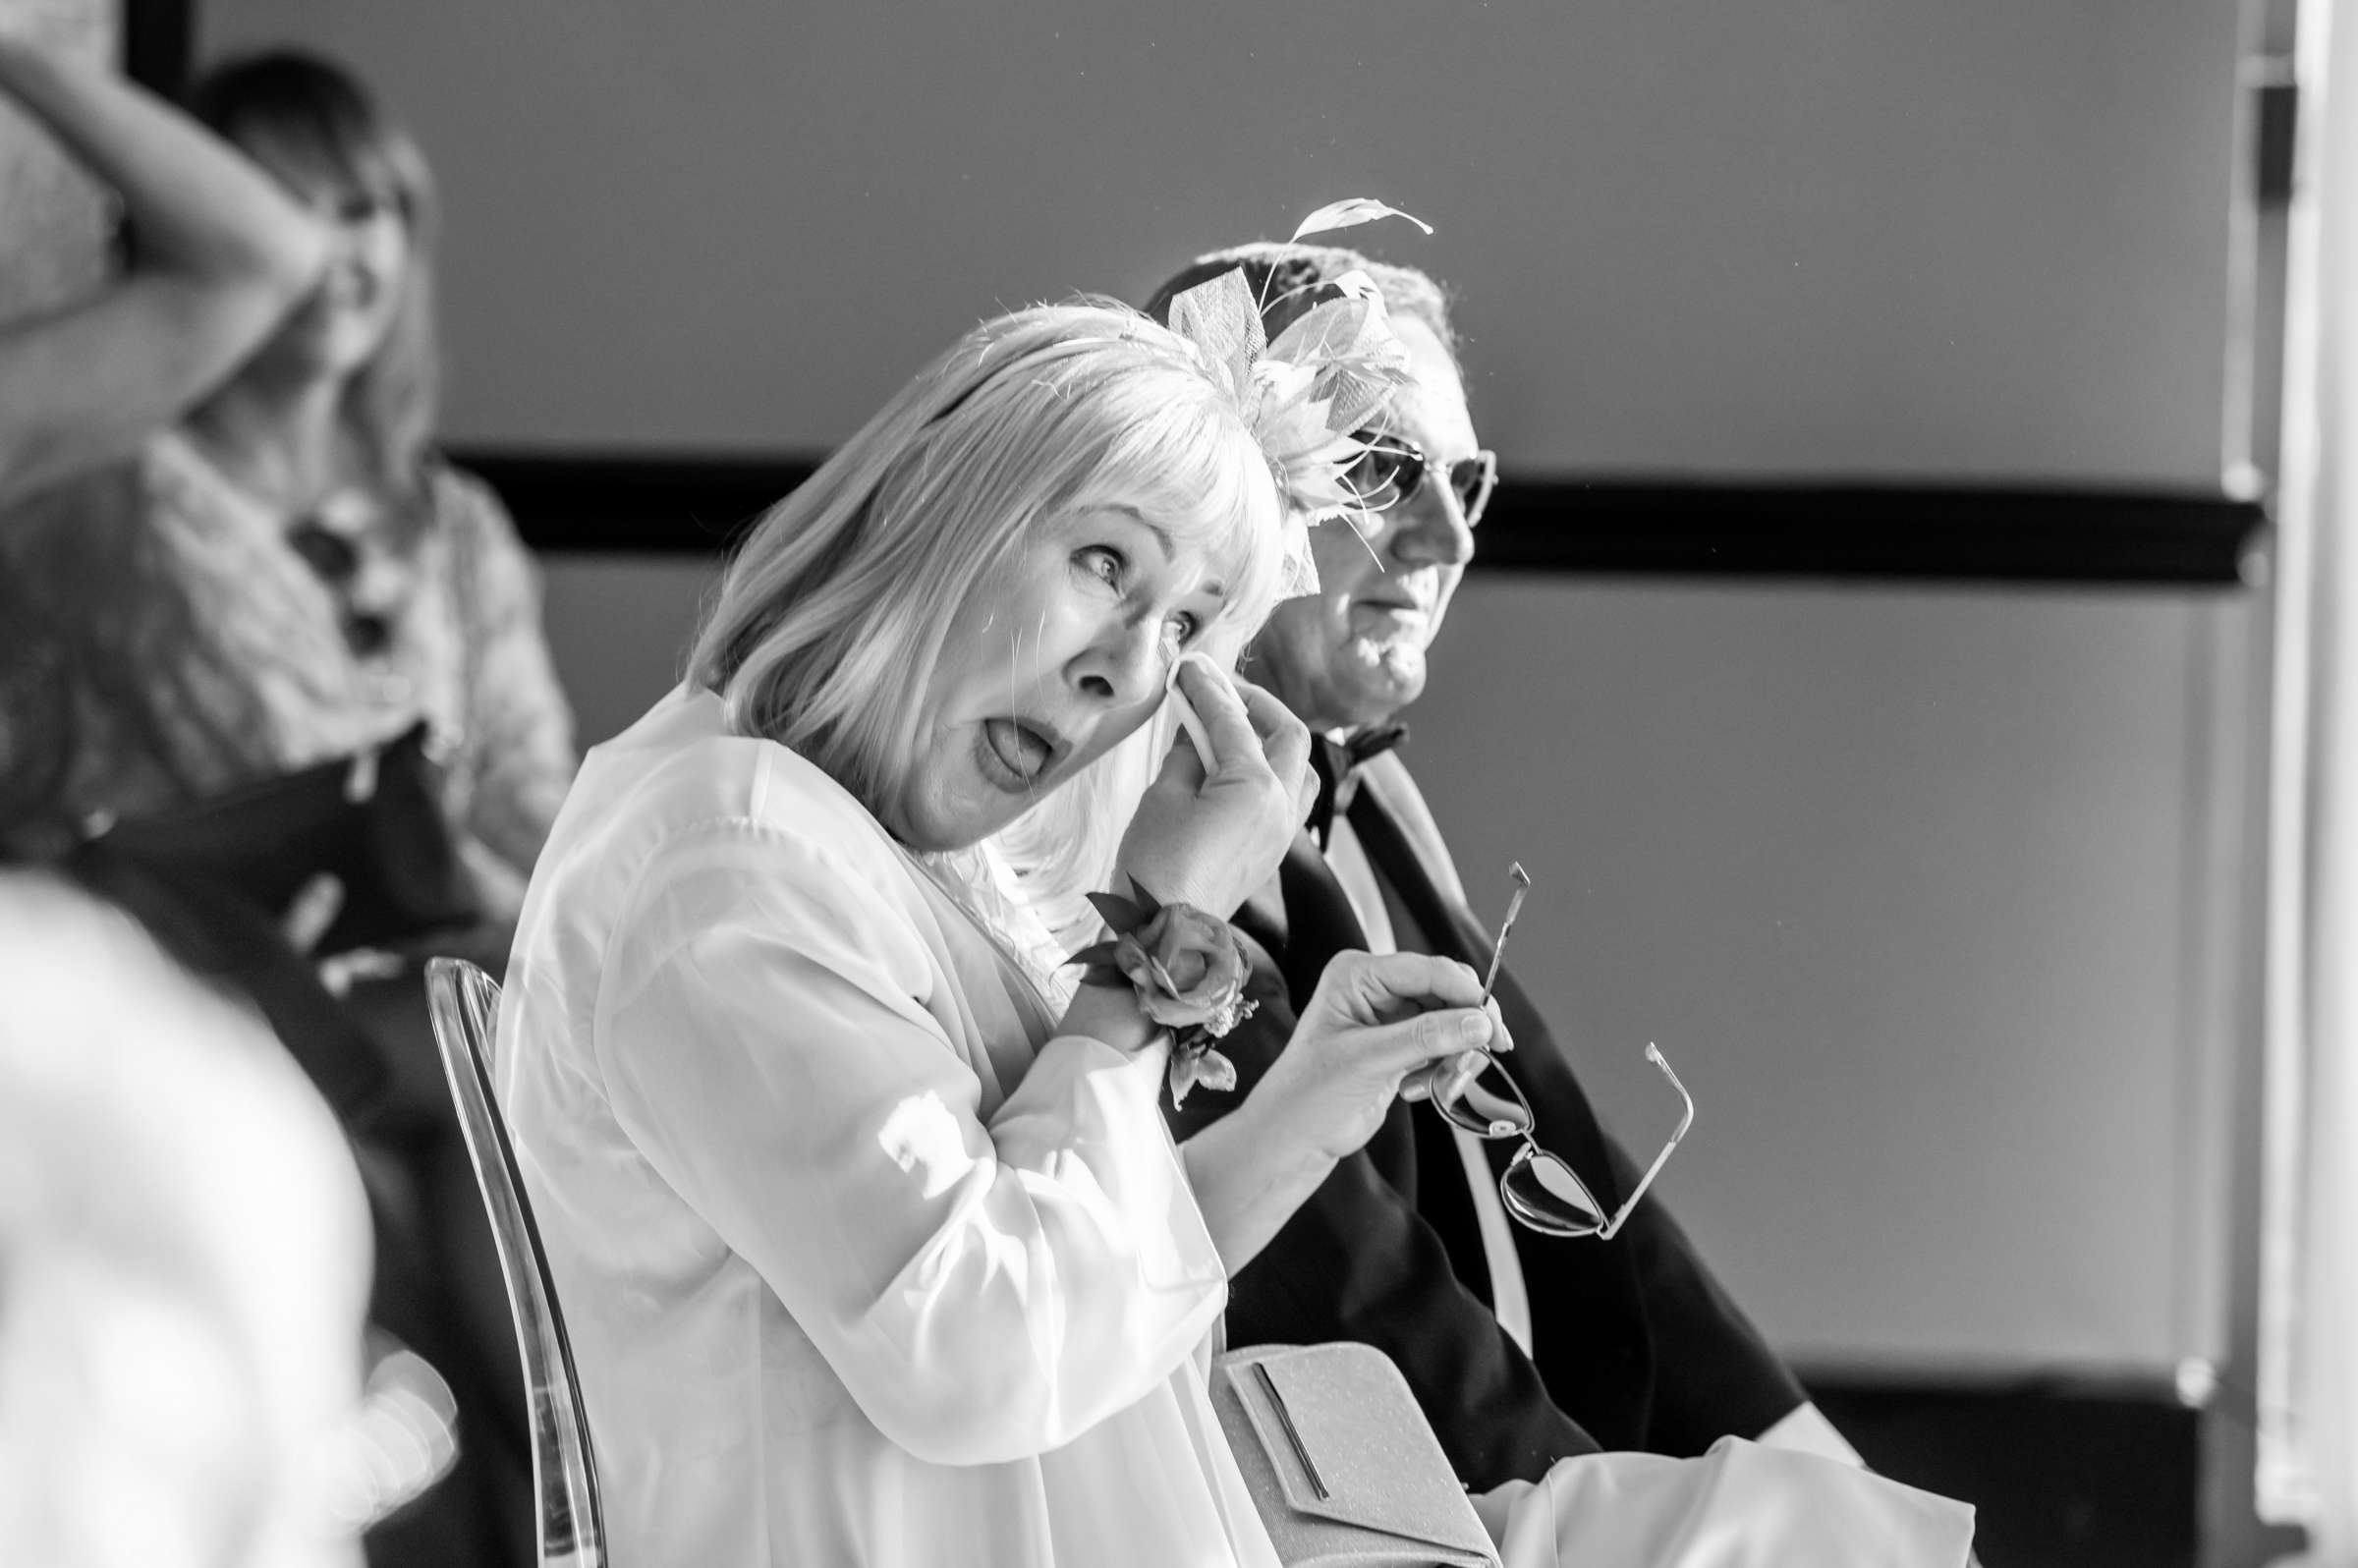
[980,717,1061,789]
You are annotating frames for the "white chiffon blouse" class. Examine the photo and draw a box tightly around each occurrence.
[495,686,1278,1567]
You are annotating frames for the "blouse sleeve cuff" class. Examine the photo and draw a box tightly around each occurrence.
[994,1032,1230,1304]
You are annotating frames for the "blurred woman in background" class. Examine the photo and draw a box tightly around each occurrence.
[0,45,574,909]
[0,41,572,1566]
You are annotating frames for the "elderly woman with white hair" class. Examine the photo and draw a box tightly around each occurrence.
[497,271,1979,1565]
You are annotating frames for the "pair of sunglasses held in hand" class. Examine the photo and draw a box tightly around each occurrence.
[1412,864,1695,1240]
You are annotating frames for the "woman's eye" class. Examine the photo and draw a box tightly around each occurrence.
[1161,610,1203,650]
[1075,546,1125,588]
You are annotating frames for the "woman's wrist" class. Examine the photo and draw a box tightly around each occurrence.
[1226,1087,1339,1188]
[1179,1092,1340,1274]
[1055,978,1162,1056]
[1064,884,1256,1107]
[1,44,328,289]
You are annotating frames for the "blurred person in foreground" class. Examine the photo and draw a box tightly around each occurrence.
[1148,244,1869,1484]
[0,872,374,1568]
[0,41,573,1565]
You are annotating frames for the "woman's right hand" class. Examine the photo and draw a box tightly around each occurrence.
[1113,655,1311,916]
[1250,951,1512,1163]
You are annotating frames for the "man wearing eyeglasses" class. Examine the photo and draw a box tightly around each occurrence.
[1146,245,1864,1486]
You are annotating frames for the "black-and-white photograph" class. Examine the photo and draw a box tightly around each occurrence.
[0,2,2348,1565]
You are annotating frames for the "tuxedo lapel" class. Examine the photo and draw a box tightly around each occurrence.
[1273,830,1369,1000]
[1215,754,1805,1460]
[1343,777,1627,1215]
[1343,760,1662,1449]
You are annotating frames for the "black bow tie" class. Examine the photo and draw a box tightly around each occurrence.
[1307,723,1409,849]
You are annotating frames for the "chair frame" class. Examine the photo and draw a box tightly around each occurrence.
[424,956,608,1568]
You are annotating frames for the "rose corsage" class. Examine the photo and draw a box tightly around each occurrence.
[1065,883,1257,1107]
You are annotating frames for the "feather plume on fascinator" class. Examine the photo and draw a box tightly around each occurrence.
[1163,199,1433,597]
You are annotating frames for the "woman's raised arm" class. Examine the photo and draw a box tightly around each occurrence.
[1104,660,1507,1269]
[0,40,328,503]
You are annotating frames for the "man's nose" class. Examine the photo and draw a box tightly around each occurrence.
[1071,616,1165,707]
[1388,484,1475,570]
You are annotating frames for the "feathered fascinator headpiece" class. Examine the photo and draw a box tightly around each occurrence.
[1163,198,1433,597]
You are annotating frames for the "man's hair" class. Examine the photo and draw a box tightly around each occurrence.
[1142,243,1459,372]
[690,301,1285,899]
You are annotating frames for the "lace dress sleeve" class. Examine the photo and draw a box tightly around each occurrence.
[435,464,578,908]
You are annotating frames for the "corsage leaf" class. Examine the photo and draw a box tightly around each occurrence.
[1084,891,1147,932]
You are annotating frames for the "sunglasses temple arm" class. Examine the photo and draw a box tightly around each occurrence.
[1596,1056,1698,1242]
[1480,879,1530,1005]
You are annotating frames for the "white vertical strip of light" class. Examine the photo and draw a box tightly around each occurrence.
[2257,0,2334,1528]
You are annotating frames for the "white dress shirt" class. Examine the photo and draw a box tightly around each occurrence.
[497,687,1277,1567]
[1322,812,1536,1357]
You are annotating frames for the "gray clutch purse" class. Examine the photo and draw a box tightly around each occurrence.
[1210,1343,1502,1568]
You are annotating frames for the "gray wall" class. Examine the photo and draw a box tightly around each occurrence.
[1407,579,2250,1372]
[205,0,2241,482]
[206,0,2259,1376]
[535,556,2253,1374]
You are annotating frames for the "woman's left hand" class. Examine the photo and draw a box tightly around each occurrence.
[1181,949,1512,1271]
[1251,949,1513,1162]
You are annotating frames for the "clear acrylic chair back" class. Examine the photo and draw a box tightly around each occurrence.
[423,957,606,1568]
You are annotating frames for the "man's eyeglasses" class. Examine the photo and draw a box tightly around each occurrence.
[1421,864,1697,1239]
[1346,429,1498,529]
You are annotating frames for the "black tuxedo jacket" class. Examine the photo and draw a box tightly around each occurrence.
[1166,750,1804,1488]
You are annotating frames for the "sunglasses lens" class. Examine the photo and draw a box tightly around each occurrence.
[1346,436,1423,510]
[1450,456,1495,525]
[1432,1055,1534,1139]
[1500,1147,1604,1236]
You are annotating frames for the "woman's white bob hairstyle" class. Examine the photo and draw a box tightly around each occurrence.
[690,301,1289,902]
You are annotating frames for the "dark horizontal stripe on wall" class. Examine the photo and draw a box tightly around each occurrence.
[453,448,2269,588]
[458,450,811,556]
[1476,479,2265,587]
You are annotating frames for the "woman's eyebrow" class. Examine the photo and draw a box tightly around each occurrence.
[1102,504,1174,562]
[1096,506,1228,595]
